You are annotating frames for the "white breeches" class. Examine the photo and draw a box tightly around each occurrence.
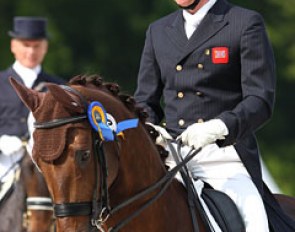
[166,143,269,232]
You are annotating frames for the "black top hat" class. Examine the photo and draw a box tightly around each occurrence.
[8,16,48,39]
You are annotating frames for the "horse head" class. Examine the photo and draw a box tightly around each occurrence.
[21,152,54,232]
[11,75,180,231]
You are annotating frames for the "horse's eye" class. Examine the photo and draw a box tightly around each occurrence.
[75,150,91,167]
[106,113,117,131]
[81,150,90,161]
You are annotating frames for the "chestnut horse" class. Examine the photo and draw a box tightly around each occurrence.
[11,75,295,231]
[21,151,55,232]
[11,75,207,232]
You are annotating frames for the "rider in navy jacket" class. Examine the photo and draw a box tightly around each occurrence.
[135,0,295,231]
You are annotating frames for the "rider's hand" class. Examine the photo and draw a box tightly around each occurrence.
[179,119,228,150]
[146,122,172,147]
[0,135,23,156]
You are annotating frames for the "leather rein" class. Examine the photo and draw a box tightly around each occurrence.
[34,85,201,232]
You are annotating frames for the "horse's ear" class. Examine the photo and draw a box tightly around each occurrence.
[9,77,41,112]
[46,83,85,114]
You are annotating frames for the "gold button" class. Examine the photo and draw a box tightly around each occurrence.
[205,49,210,56]
[20,117,26,123]
[177,92,184,98]
[196,91,203,96]
[178,119,185,126]
[176,65,183,71]
[197,118,204,123]
[197,63,204,69]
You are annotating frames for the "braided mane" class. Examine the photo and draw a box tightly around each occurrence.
[69,74,169,166]
[69,74,148,123]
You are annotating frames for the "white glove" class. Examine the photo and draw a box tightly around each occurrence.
[0,135,23,156]
[179,119,228,150]
[146,122,172,147]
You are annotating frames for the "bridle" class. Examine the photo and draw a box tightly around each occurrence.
[34,85,115,231]
[34,85,201,232]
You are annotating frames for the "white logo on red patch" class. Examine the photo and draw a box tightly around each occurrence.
[212,47,229,64]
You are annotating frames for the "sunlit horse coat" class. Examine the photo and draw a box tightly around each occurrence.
[134,0,295,230]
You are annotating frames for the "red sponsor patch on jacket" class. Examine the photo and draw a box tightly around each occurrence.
[212,47,229,64]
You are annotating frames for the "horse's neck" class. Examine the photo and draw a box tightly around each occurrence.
[108,134,198,231]
[111,128,166,196]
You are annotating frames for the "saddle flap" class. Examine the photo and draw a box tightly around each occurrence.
[202,188,245,232]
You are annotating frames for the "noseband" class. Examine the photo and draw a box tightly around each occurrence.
[34,85,200,232]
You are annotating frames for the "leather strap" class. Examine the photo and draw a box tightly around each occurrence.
[54,202,92,217]
[34,115,87,129]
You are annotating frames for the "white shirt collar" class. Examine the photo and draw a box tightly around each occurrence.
[183,0,217,28]
[12,61,41,88]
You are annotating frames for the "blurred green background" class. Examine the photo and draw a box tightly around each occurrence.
[0,0,294,195]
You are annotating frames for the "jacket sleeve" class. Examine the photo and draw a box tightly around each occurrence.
[217,13,276,146]
[134,25,164,124]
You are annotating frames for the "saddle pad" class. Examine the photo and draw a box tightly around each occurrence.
[202,188,246,232]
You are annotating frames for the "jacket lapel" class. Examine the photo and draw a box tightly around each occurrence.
[165,10,189,51]
[185,10,228,55]
[8,67,24,84]
[171,0,230,61]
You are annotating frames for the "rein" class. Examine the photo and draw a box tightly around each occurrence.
[54,137,200,232]
[33,85,201,232]
[106,143,200,232]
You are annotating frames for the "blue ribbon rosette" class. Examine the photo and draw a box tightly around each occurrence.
[87,101,139,141]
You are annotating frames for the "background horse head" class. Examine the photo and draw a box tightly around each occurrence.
[0,146,54,232]
[11,75,206,232]
[21,151,54,232]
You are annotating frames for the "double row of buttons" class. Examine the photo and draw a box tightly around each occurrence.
[176,48,210,71]
[178,118,204,127]
[177,91,203,99]
[176,63,204,71]
[176,61,204,99]
[176,49,209,128]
